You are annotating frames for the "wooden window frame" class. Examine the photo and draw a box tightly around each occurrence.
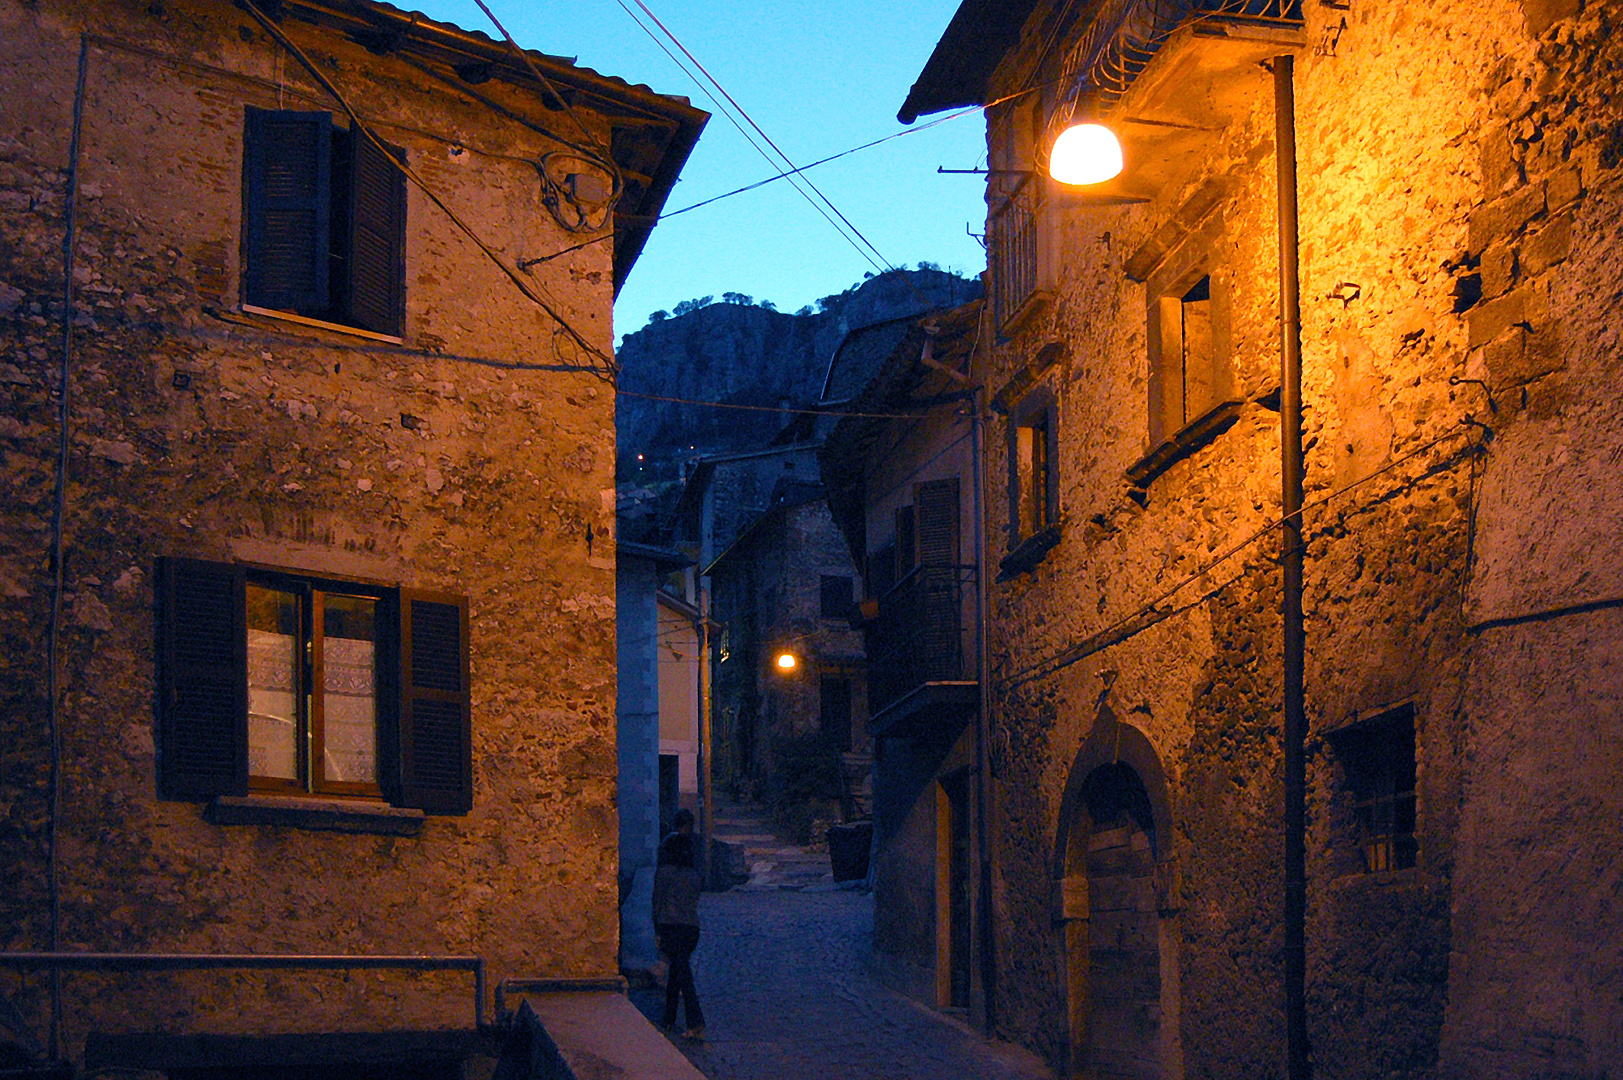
[156,557,471,815]
[1147,255,1234,450]
[244,572,391,799]
[1007,388,1060,547]
[243,108,407,337]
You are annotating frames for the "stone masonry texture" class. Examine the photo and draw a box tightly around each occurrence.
[0,0,679,1053]
[961,0,1623,1078]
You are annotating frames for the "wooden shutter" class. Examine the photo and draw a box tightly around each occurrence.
[915,477,960,567]
[345,130,406,335]
[156,557,248,799]
[895,505,916,577]
[398,589,471,813]
[243,109,331,313]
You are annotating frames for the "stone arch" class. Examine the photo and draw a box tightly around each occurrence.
[1052,705,1184,1080]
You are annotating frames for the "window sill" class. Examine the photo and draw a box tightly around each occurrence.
[998,522,1063,582]
[241,304,404,345]
[207,795,424,836]
[1125,399,1244,487]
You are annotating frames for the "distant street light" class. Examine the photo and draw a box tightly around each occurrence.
[1048,122,1123,186]
[774,651,797,672]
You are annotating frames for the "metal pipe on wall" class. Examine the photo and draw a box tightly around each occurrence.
[1273,52,1309,1080]
[968,327,997,1035]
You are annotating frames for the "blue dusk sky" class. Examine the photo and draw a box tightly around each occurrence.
[409,0,990,341]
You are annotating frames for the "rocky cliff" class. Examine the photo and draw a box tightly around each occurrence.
[615,267,982,481]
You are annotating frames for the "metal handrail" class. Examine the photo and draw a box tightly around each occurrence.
[0,952,487,1031]
[869,564,979,713]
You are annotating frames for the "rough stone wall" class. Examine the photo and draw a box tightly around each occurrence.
[971,0,1622,1077]
[617,556,661,881]
[1,0,626,1045]
[1438,3,1623,1074]
[708,496,867,794]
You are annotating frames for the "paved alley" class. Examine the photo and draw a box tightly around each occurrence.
[630,888,1052,1080]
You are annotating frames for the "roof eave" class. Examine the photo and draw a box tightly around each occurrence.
[897,0,1044,123]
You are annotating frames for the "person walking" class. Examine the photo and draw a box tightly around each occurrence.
[653,808,705,1039]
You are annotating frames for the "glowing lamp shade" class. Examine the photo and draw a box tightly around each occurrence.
[775,651,797,671]
[1049,123,1123,186]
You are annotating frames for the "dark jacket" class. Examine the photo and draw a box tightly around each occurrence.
[652,832,701,927]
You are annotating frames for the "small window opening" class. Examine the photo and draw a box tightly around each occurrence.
[1331,706,1418,873]
[819,575,852,619]
[1177,275,1215,428]
[1016,412,1052,539]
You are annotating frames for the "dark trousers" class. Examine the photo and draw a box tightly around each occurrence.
[656,922,704,1029]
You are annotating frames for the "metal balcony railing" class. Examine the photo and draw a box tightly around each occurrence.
[991,182,1039,330]
[867,564,977,715]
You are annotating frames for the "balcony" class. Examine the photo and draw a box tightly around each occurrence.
[990,180,1042,332]
[866,564,979,737]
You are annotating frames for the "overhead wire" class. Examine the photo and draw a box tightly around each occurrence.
[1002,422,1486,689]
[238,0,618,381]
[617,388,935,421]
[610,0,890,275]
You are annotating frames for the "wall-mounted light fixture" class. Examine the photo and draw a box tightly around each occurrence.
[774,651,798,672]
[1048,122,1124,186]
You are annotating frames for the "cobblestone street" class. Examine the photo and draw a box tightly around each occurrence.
[630,888,1052,1080]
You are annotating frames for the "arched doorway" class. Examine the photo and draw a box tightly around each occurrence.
[1055,718,1183,1080]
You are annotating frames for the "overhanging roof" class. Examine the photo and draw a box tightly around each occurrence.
[898,0,1043,123]
[282,0,708,294]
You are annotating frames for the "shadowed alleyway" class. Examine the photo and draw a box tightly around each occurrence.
[630,889,1052,1080]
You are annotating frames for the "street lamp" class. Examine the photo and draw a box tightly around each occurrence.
[774,650,797,672]
[1048,122,1124,186]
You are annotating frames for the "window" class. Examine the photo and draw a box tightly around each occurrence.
[895,506,916,579]
[243,108,406,336]
[156,557,471,813]
[820,677,853,752]
[820,575,852,619]
[1149,265,1232,445]
[1329,706,1417,873]
[1008,390,1059,546]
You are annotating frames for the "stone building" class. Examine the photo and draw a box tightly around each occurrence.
[896,0,1623,1077]
[819,304,989,1010]
[0,0,702,1071]
[704,477,871,820]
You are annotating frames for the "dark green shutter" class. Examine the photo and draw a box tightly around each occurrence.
[345,131,406,335]
[244,108,331,313]
[398,589,472,813]
[915,478,961,682]
[156,557,248,799]
[916,477,960,567]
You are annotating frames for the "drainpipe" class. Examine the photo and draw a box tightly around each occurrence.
[698,587,714,887]
[965,323,997,1035]
[1274,54,1309,1080]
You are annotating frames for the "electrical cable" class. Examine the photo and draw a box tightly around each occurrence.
[467,0,627,229]
[611,0,889,275]
[1002,422,1485,689]
[616,388,934,421]
[237,0,618,381]
[44,34,91,1065]
[469,0,618,168]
